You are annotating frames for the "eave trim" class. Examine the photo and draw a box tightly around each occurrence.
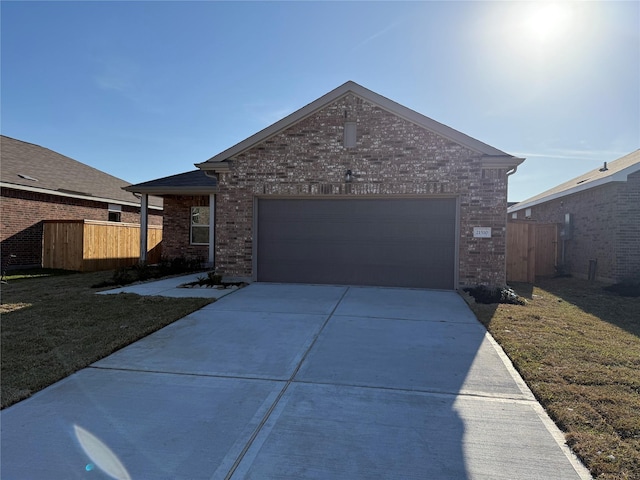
[123,185,220,196]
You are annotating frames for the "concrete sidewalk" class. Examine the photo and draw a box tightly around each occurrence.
[96,272,239,299]
[1,283,592,479]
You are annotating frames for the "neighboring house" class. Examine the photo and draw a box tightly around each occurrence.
[0,135,163,269]
[126,81,524,290]
[508,150,640,283]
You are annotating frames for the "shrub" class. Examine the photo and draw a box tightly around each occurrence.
[158,255,205,276]
[112,267,134,286]
[464,285,526,305]
[207,271,223,285]
[92,255,206,288]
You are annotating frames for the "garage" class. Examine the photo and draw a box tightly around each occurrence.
[128,82,523,288]
[256,197,457,289]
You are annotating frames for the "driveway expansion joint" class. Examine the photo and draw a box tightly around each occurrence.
[87,365,287,383]
[222,286,352,480]
[290,379,536,403]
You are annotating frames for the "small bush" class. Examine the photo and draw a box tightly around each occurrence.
[91,255,205,288]
[464,285,526,305]
[131,262,153,281]
[112,267,135,286]
[158,255,204,276]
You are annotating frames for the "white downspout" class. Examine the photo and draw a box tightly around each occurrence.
[139,194,148,263]
[208,193,215,268]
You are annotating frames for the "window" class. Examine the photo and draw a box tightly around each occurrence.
[525,208,532,219]
[511,212,518,219]
[108,204,121,222]
[191,206,209,245]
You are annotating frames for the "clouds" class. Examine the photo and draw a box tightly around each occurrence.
[352,20,403,52]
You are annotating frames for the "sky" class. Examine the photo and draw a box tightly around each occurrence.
[1,1,638,202]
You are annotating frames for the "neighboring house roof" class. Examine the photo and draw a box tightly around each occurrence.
[0,135,162,209]
[124,170,218,195]
[196,81,524,171]
[508,149,640,212]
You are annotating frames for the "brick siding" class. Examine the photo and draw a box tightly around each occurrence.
[615,171,640,281]
[163,94,511,288]
[1,187,162,269]
[510,171,640,283]
[161,195,210,261]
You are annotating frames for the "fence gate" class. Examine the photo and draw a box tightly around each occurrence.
[507,222,558,283]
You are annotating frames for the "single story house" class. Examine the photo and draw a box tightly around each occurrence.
[0,135,163,270]
[126,81,524,290]
[508,150,639,283]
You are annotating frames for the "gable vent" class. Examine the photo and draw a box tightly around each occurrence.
[344,122,357,148]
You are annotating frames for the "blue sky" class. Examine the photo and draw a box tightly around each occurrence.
[2,1,638,202]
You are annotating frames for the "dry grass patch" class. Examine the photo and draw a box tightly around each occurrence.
[1,270,213,408]
[468,277,640,480]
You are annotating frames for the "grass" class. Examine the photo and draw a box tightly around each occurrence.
[2,267,76,282]
[0,270,213,409]
[466,277,640,480]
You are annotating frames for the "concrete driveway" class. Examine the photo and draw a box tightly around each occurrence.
[1,284,590,479]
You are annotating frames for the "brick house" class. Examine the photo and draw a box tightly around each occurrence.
[126,81,524,289]
[508,150,639,283]
[0,135,163,270]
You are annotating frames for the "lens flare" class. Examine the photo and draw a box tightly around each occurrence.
[74,425,131,480]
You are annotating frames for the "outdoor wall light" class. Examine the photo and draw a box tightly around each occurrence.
[345,169,353,183]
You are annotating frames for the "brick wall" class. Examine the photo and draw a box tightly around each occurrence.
[1,187,162,269]
[161,195,210,261]
[168,94,509,288]
[509,173,640,282]
[614,170,640,281]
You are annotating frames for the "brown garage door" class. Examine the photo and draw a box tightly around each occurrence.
[257,198,457,289]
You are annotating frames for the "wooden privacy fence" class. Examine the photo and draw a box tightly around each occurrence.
[507,222,558,283]
[43,220,162,272]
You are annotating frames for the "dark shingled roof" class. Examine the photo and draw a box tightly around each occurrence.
[0,135,162,208]
[124,169,218,195]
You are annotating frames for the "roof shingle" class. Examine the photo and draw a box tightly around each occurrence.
[0,135,162,208]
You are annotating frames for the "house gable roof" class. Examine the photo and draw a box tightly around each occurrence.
[508,149,640,212]
[0,135,162,209]
[196,81,524,171]
[123,170,218,195]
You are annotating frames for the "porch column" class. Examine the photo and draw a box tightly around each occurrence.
[208,193,215,267]
[139,194,148,263]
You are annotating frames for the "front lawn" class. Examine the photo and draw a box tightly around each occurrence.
[1,270,213,408]
[467,277,640,480]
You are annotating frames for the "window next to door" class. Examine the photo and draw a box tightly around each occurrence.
[191,206,209,244]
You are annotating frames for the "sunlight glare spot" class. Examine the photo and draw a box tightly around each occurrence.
[523,3,573,44]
